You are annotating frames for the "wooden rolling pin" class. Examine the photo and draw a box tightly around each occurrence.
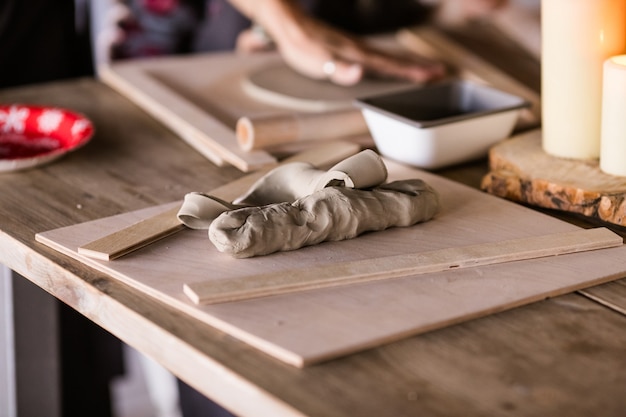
[236,109,369,151]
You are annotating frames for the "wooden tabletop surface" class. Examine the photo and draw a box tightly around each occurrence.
[2,30,626,416]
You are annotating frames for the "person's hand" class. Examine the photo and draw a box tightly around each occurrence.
[92,0,132,66]
[234,0,445,86]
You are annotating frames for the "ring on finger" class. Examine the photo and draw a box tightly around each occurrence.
[322,60,337,78]
[251,23,273,45]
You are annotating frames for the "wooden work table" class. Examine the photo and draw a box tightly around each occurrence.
[2,71,626,416]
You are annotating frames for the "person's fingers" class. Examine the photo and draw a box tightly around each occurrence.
[369,57,446,83]
[321,35,447,84]
[302,53,444,86]
[271,15,446,85]
[235,28,273,53]
[325,60,363,86]
[348,46,447,84]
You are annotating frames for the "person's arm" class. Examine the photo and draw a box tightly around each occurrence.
[431,0,508,26]
[228,0,445,86]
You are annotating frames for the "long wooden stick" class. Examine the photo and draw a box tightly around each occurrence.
[183,228,623,305]
[78,141,361,261]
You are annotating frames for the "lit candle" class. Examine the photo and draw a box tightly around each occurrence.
[542,0,626,160]
[601,55,626,176]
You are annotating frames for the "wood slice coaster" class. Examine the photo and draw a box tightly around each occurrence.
[481,129,626,226]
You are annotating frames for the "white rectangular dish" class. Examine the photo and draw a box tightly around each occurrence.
[355,80,529,169]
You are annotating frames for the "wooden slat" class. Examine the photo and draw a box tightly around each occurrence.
[490,3,541,59]
[77,205,184,261]
[580,280,626,315]
[77,141,361,260]
[184,228,623,304]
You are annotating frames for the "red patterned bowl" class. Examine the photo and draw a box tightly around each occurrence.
[0,104,94,172]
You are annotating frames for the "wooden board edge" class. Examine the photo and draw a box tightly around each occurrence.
[577,282,626,316]
[31,225,626,368]
[98,63,277,172]
[34,228,308,368]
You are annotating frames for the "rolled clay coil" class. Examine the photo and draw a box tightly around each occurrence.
[209,179,440,258]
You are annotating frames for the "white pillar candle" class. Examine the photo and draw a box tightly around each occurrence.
[542,0,626,160]
[601,55,626,176]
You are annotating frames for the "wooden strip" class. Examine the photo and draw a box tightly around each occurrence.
[580,280,626,316]
[77,206,184,261]
[78,141,361,261]
[184,228,623,305]
[490,3,541,59]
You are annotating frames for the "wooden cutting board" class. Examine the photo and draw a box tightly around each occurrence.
[36,159,626,367]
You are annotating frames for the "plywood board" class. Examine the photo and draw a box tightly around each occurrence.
[36,159,626,367]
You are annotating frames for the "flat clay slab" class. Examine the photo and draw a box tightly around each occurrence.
[242,63,412,112]
[482,129,626,226]
[36,160,626,367]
